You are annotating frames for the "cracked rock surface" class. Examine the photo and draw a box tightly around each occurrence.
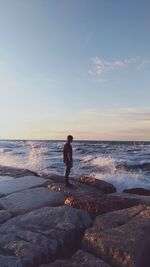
[82,205,150,267]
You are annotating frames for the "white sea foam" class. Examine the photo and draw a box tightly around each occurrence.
[80,155,150,192]
[92,170,150,192]
[0,142,46,174]
[81,155,117,174]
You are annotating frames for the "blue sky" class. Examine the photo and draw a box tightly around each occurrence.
[0,0,150,140]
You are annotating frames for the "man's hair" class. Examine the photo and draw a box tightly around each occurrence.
[67,135,73,141]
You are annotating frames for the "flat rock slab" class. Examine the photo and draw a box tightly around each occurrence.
[0,165,37,177]
[0,206,91,267]
[41,249,111,267]
[42,174,112,196]
[47,180,104,198]
[0,177,15,198]
[0,255,23,267]
[82,205,150,267]
[0,176,15,182]
[0,210,11,224]
[0,176,49,196]
[0,187,66,215]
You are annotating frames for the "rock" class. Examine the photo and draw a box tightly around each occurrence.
[90,204,145,231]
[0,177,15,198]
[48,177,103,199]
[110,192,150,206]
[64,192,139,218]
[123,187,150,196]
[0,176,50,196]
[0,176,15,182]
[0,166,37,178]
[82,205,150,267]
[77,176,116,193]
[0,206,91,266]
[135,236,150,267]
[41,249,111,267]
[41,174,67,183]
[0,255,23,267]
[0,187,66,215]
[0,210,11,223]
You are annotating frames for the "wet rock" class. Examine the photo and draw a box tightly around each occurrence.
[64,192,139,218]
[0,166,37,178]
[0,210,11,224]
[0,177,15,198]
[41,174,67,183]
[0,176,15,182]
[123,187,150,196]
[0,187,66,215]
[48,180,102,197]
[0,206,91,266]
[0,176,49,196]
[82,205,150,267]
[110,192,150,205]
[40,249,111,267]
[77,176,116,193]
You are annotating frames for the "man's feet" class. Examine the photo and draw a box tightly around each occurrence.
[65,181,73,187]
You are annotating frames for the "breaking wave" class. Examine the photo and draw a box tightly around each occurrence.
[79,155,150,192]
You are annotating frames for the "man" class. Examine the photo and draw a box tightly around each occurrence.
[63,135,73,186]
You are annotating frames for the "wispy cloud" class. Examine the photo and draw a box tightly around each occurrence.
[76,107,150,140]
[89,56,150,77]
[136,59,150,70]
[80,107,150,122]
[89,57,135,75]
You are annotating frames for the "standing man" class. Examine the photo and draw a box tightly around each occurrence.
[63,135,73,186]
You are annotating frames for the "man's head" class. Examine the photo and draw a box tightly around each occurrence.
[67,135,73,143]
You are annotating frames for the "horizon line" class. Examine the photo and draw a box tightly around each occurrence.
[0,139,150,143]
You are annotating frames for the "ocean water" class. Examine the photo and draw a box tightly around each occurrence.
[0,140,150,192]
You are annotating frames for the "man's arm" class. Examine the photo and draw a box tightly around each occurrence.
[63,144,67,163]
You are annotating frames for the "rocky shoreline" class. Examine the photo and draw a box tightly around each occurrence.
[0,166,149,267]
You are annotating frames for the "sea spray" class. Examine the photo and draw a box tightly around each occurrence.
[0,141,47,174]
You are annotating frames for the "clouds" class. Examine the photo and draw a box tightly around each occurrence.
[89,57,135,75]
[80,107,150,123]
[89,57,150,76]
[75,107,150,140]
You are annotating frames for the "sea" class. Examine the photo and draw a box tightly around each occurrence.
[0,140,150,192]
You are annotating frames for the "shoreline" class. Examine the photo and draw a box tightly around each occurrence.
[0,166,149,266]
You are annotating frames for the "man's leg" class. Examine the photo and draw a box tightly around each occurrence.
[65,165,71,185]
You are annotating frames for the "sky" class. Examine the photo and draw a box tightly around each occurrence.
[0,0,150,141]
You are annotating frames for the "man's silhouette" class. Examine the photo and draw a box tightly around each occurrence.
[63,135,73,186]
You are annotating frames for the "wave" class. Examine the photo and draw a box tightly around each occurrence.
[79,155,150,192]
[74,148,90,155]
[116,162,150,172]
[92,171,149,192]
[82,155,150,172]
[80,155,116,173]
[0,148,12,153]
[0,143,47,174]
